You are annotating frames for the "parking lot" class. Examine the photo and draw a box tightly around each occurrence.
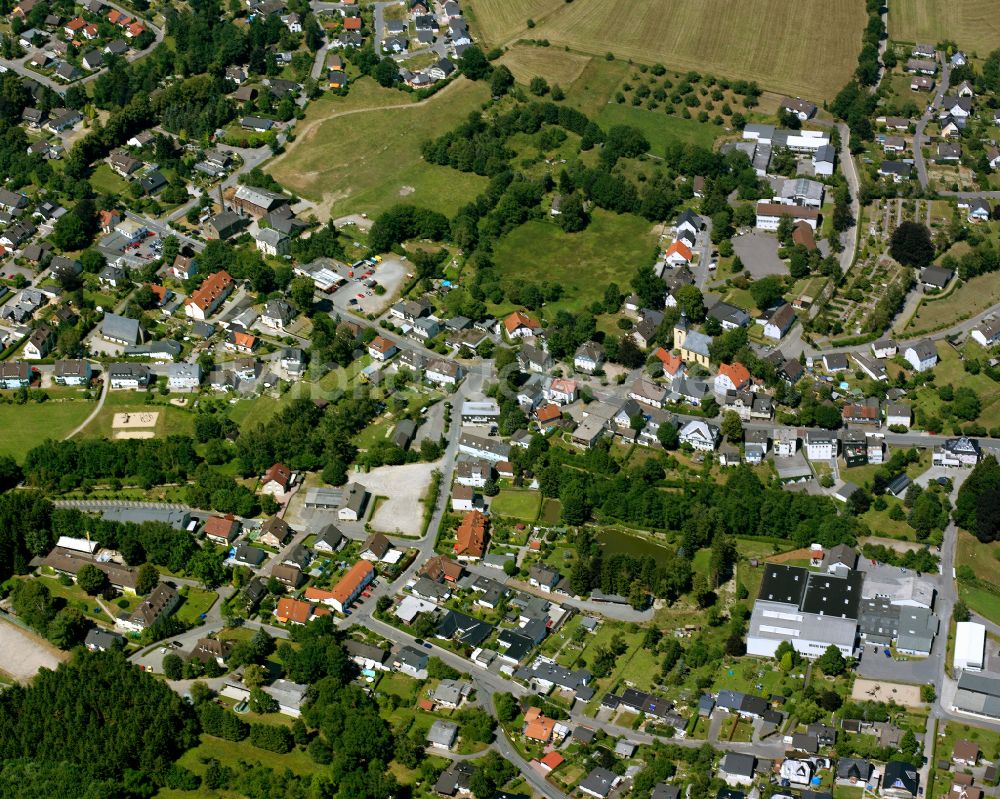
[332,255,408,315]
[732,231,788,278]
[98,226,162,264]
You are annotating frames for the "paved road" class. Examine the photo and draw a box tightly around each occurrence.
[914,60,951,189]
[63,366,108,438]
[836,122,862,278]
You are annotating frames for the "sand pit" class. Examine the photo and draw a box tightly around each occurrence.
[113,411,160,429]
[169,398,188,407]
[852,678,923,706]
[0,618,66,682]
[115,431,156,439]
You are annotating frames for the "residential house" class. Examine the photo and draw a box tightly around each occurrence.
[54,359,91,386]
[504,310,542,339]
[904,339,938,372]
[254,227,290,257]
[328,559,374,613]
[971,319,1000,348]
[258,516,292,548]
[167,362,201,390]
[764,304,796,340]
[117,583,179,633]
[719,753,756,787]
[883,762,919,799]
[805,430,837,460]
[0,362,35,390]
[261,462,292,495]
[204,514,241,545]
[454,510,488,560]
[23,324,54,359]
[714,362,751,395]
[678,420,719,451]
[368,335,397,361]
[781,97,817,120]
[107,363,149,389]
[184,270,234,321]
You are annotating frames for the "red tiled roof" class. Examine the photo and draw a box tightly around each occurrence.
[504,309,540,335]
[540,751,565,770]
[185,270,233,312]
[343,16,361,29]
[276,597,312,624]
[536,403,562,424]
[454,510,488,558]
[665,240,692,261]
[263,462,292,490]
[718,362,750,388]
[330,560,374,606]
[653,347,683,375]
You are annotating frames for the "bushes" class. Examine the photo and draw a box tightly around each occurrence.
[249,723,293,753]
[368,205,450,253]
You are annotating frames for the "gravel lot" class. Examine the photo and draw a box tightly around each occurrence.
[362,461,438,536]
[732,231,788,278]
[0,618,66,682]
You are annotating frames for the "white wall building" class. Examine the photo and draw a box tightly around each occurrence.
[955,622,986,672]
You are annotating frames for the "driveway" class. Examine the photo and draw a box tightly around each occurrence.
[732,231,787,278]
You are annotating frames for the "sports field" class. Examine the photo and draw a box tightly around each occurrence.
[470,0,866,100]
[889,0,1000,54]
[266,78,491,219]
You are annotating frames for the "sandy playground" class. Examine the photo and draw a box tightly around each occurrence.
[851,678,923,707]
[113,412,159,439]
[113,412,160,429]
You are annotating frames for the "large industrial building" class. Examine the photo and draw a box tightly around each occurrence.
[746,564,862,658]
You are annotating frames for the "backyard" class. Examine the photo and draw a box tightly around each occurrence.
[489,488,542,521]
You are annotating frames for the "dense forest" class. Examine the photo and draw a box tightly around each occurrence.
[955,455,1000,542]
[0,651,198,797]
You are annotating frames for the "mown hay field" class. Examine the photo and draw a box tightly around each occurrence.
[471,0,866,100]
[889,0,1000,54]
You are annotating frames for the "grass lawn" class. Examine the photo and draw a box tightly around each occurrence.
[888,0,1000,54]
[596,103,721,151]
[910,345,999,430]
[175,587,218,625]
[956,530,1000,625]
[265,78,491,220]
[36,575,128,624]
[959,582,1000,628]
[490,210,659,315]
[172,733,325,779]
[0,399,96,461]
[861,498,919,540]
[90,163,129,194]
[562,56,630,117]
[904,273,1000,334]
[229,395,280,428]
[490,488,541,521]
[938,720,1000,763]
[520,0,865,100]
